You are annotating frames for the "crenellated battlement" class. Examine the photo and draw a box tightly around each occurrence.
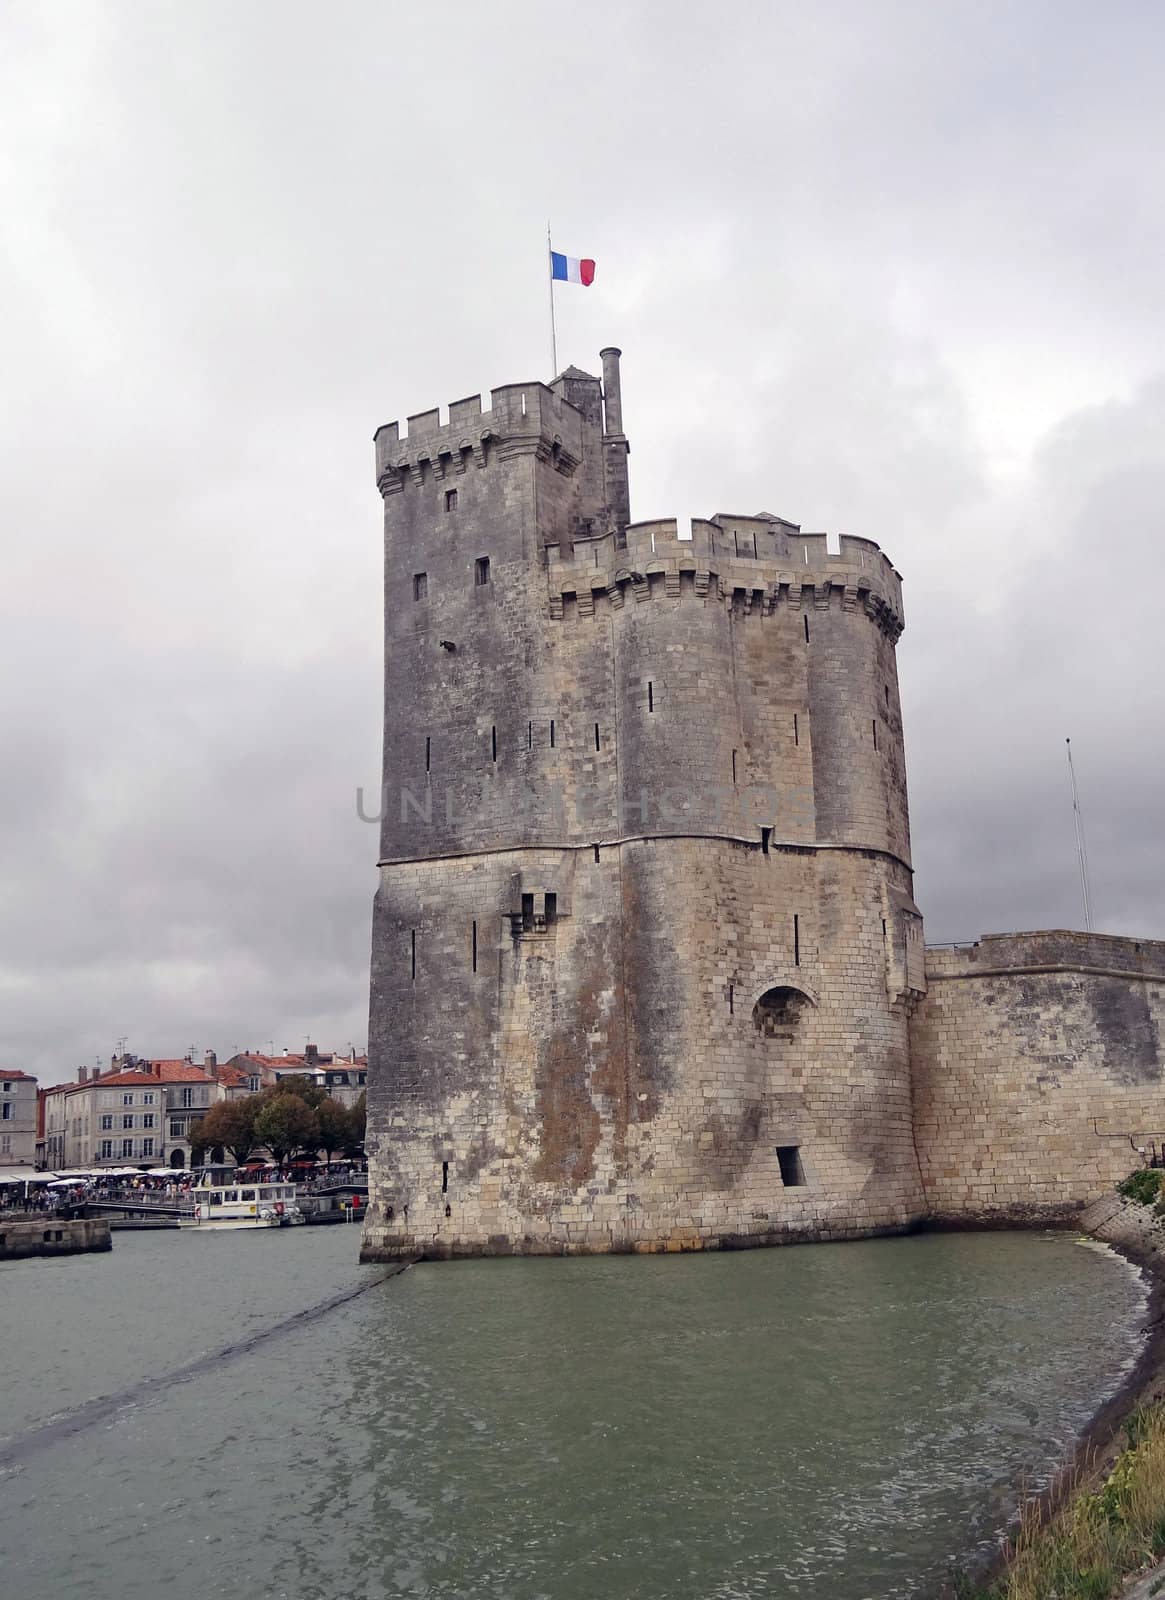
[374,382,589,497]
[546,516,905,635]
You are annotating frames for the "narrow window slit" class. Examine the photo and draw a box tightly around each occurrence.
[545,893,557,925]
[732,749,737,784]
[803,614,810,643]
[521,893,534,932]
[425,735,431,774]
[594,723,600,751]
[793,714,799,747]
[441,1161,448,1194]
[760,826,771,856]
[491,725,497,762]
[728,983,734,1014]
[593,844,600,864]
[647,681,654,713]
[872,719,878,751]
[794,914,801,966]
[410,929,416,982]
[472,920,478,972]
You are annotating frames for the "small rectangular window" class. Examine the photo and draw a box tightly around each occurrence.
[475,555,490,585]
[760,826,771,856]
[550,719,556,748]
[444,489,458,512]
[521,893,534,932]
[777,1145,806,1187]
[728,983,734,1014]
[545,893,557,925]
[413,572,427,602]
[593,844,600,863]
[441,1160,449,1194]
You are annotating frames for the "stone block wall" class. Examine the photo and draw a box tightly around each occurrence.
[911,932,1165,1222]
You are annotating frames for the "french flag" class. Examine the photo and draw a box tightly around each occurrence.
[550,250,596,287]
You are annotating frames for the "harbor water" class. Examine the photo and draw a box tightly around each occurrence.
[0,1225,1148,1599]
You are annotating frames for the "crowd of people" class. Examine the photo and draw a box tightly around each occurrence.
[0,1161,369,1215]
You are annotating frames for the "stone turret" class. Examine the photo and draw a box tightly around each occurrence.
[362,349,926,1262]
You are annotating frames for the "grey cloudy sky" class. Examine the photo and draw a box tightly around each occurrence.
[3,0,1163,1081]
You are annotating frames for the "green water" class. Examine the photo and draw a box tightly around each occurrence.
[0,1227,1147,1599]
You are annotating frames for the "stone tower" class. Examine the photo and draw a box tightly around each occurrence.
[361,350,927,1261]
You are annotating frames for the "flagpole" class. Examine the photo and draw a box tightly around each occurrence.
[547,221,558,377]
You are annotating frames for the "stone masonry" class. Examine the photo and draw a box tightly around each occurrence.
[362,350,930,1260]
[361,350,1165,1261]
[912,932,1165,1223]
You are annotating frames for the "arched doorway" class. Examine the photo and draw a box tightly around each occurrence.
[751,985,813,1037]
[169,1149,185,1169]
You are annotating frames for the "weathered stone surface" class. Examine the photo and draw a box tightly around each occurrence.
[362,354,928,1261]
[912,932,1165,1222]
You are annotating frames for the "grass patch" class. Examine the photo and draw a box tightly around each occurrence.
[959,1403,1165,1598]
[1118,1169,1164,1207]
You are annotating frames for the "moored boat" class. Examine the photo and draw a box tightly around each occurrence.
[179,1178,305,1230]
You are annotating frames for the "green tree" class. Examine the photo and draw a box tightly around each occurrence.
[315,1097,349,1167]
[253,1093,319,1169]
[191,1097,261,1167]
[343,1092,366,1160]
[271,1073,327,1110]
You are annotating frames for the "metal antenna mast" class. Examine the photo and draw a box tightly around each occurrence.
[1065,737,1093,932]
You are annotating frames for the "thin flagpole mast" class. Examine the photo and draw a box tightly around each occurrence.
[1066,737,1094,932]
[547,221,558,377]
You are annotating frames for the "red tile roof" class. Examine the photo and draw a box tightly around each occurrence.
[144,1061,213,1083]
[1,1070,36,1081]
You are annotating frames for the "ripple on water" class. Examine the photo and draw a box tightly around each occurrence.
[0,1227,1147,1600]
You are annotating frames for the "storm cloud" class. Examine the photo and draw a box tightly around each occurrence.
[2,0,1163,1079]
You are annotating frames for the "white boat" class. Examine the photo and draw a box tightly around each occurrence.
[179,1178,305,1230]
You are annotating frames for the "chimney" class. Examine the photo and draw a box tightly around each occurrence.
[599,347,631,547]
[305,1044,318,1064]
[78,1066,88,1084]
[204,1050,217,1071]
[155,1061,163,1078]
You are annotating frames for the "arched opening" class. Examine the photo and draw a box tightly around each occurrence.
[751,986,813,1038]
[169,1149,185,1169]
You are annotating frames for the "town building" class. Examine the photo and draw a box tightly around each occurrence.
[1,1071,38,1168]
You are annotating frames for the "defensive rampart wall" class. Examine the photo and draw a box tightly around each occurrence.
[912,932,1165,1223]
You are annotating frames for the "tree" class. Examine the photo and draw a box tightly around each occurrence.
[191,1098,261,1167]
[343,1092,366,1161]
[253,1093,319,1169]
[315,1097,349,1167]
[270,1073,327,1110]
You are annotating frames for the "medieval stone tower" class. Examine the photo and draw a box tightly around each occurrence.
[361,349,929,1261]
